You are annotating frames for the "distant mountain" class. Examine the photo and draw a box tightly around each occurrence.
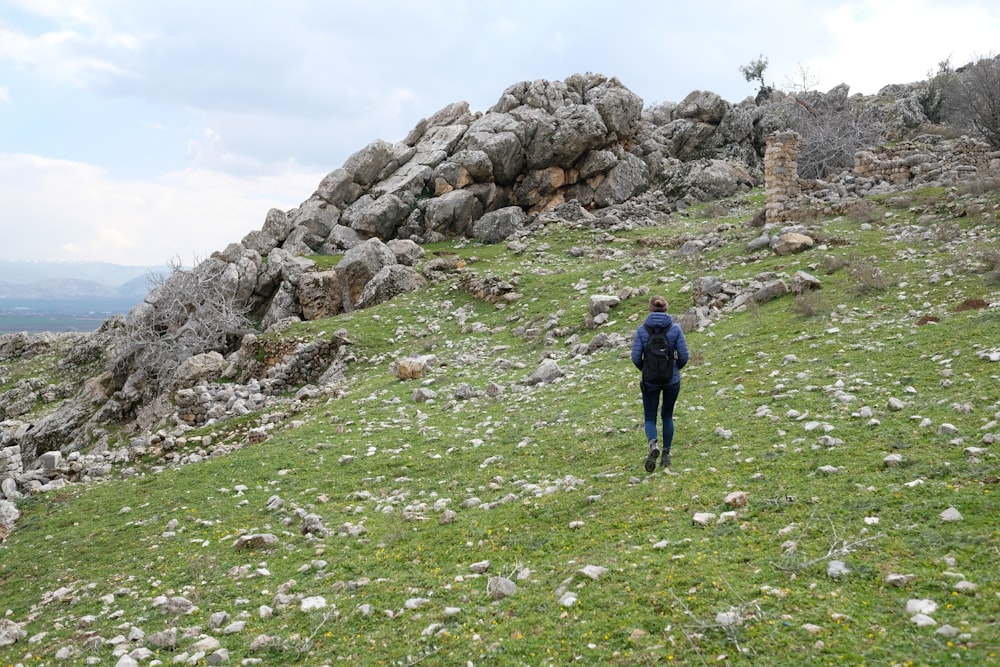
[0,260,166,301]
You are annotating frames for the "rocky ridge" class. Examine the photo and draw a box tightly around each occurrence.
[2,71,999,511]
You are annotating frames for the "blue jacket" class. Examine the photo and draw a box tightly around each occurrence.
[631,312,689,385]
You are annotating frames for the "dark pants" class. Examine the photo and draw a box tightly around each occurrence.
[641,380,680,449]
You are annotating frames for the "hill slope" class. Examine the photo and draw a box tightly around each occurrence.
[1,186,998,665]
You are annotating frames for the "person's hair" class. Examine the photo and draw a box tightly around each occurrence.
[649,296,668,312]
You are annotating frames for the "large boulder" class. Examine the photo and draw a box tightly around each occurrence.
[675,90,730,124]
[472,206,529,244]
[423,189,482,237]
[519,104,608,170]
[288,197,340,240]
[594,153,649,207]
[172,352,226,390]
[356,265,427,309]
[343,139,396,187]
[578,74,644,138]
[341,193,412,240]
[314,168,363,208]
[660,158,754,202]
[460,113,527,186]
[386,239,426,266]
[297,270,344,321]
[336,238,398,309]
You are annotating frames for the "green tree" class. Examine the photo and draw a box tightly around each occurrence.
[740,54,773,101]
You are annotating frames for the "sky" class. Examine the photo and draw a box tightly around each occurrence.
[1,0,997,267]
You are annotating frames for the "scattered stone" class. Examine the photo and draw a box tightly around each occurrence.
[301,596,327,612]
[558,591,578,607]
[906,599,937,615]
[578,565,608,580]
[526,359,564,385]
[939,507,963,522]
[153,596,195,615]
[883,453,903,467]
[189,636,222,653]
[885,573,915,587]
[487,576,516,600]
[827,560,850,578]
[0,619,26,646]
[936,624,961,638]
[724,491,749,507]
[716,611,741,626]
[953,580,978,593]
[692,512,716,526]
[233,533,279,549]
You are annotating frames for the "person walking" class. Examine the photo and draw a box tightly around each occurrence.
[631,295,689,472]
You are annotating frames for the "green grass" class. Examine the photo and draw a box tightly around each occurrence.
[2,188,999,665]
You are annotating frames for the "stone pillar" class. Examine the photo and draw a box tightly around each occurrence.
[0,445,23,499]
[765,131,801,224]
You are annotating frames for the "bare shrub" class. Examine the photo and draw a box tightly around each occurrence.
[847,256,889,295]
[842,199,879,225]
[975,248,1000,285]
[957,175,1000,196]
[933,220,962,243]
[772,91,887,179]
[746,208,767,228]
[791,291,832,318]
[943,55,1000,149]
[109,257,253,393]
[819,254,849,275]
[702,202,729,219]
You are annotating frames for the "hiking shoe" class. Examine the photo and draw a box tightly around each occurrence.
[644,440,659,473]
[661,451,671,468]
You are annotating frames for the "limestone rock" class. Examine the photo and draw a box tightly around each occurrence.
[355,265,427,310]
[336,237,399,308]
[770,232,815,256]
[297,270,344,321]
[471,206,528,244]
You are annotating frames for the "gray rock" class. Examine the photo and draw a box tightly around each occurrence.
[594,153,649,207]
[343,139,396,187]
[526,359,564,385]
[314,168,363,208]
[424,188,482,237]
[827,560,850,578]
[341,193,412,240]
[471,206,528,244]
[297,270,344,321]
[487,576,516,600]
[0,618,26,646]
[260,207,294,243]
[939,507,963,522]
[770,232,815,256]
[386,238,426,266]
[172,352,226,390]
[355,265,427,310]
[336,238,399,309]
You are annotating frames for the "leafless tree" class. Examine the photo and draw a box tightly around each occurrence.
[782,92,888,179]
[943,55,1000,149]
[108,256,252,393]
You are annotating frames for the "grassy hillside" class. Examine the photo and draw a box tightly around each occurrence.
[2,188,999,666]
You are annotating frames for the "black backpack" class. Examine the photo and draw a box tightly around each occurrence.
[642,323,674,385]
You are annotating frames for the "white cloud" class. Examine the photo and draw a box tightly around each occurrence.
[808,0,999,93]
[0,85,9,103]
[0,153,323,265]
